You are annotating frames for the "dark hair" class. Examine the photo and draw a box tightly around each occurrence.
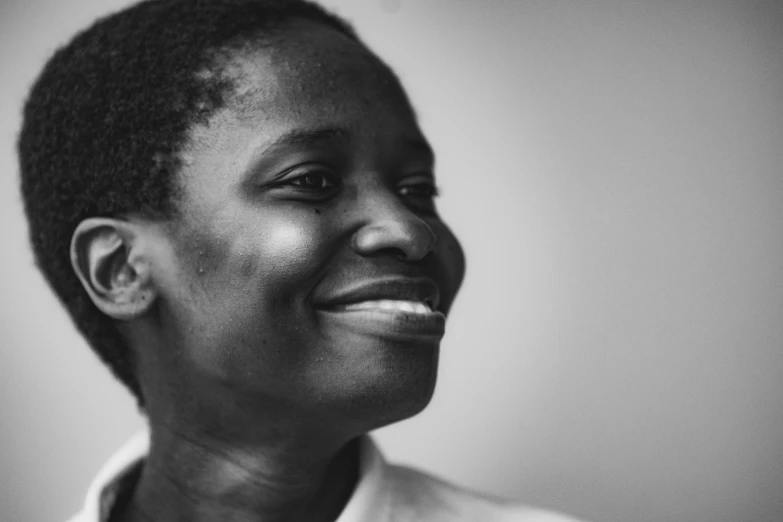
[18,0,358,406]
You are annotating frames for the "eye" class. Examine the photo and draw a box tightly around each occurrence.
[398,182,440,199]
[267,166,341,202]
[287,171,339,190]
[398,179,440,215]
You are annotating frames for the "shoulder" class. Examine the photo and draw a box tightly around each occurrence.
[382,463,587,522]
[64,430,150,522]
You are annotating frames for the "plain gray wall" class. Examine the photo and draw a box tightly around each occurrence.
[2,1,782,521]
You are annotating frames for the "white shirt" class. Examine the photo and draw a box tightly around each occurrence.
[67,430,585,522]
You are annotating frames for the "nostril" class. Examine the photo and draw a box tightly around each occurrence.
[392,248,409,261]
[399,246,436,262]
[373,246,411,262]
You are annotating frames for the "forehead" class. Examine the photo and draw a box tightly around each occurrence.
[198,20,414,128]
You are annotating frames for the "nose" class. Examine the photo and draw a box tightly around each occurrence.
[352,193,438,262]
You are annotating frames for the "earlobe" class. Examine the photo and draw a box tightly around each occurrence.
[70,217,157,320]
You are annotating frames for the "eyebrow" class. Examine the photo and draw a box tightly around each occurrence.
[267,126,434,159]
[267,127,350,149]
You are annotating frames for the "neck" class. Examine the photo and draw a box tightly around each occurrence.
[119,422,361,522]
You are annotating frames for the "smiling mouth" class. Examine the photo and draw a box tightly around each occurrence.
[332,299,434,315]
[317,299,445,340]
[318,306,446,340]
[314,277,446,340]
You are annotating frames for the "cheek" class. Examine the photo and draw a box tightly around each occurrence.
[167,213,330,372]
[188,212,324,290]
[161,210,330,338]
[433,223,466,313]
[256,216,317,278]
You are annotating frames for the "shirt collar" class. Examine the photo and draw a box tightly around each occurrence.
[78,428,388,522]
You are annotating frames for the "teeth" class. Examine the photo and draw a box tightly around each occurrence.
[342,300,433,314]
[414,302,431,314]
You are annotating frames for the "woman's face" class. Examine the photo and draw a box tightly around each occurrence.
[144,23,465,430]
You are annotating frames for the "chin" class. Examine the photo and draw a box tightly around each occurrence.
[321,341,440,432]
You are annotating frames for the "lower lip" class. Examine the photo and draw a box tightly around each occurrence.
[317,308,446,340]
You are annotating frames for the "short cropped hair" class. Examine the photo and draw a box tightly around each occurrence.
[18,0,358,406]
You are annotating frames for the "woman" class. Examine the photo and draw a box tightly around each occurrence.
[19,0,584,520]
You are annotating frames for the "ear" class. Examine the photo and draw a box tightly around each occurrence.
[70,217,157,321]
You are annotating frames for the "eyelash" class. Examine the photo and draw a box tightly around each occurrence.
[281,170,440,202]
[398,183,440,199]
[286,171,339,190]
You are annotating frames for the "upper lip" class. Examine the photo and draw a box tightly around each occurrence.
[315,276,441,311]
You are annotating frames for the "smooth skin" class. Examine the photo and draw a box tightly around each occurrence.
[70,20,465,522]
